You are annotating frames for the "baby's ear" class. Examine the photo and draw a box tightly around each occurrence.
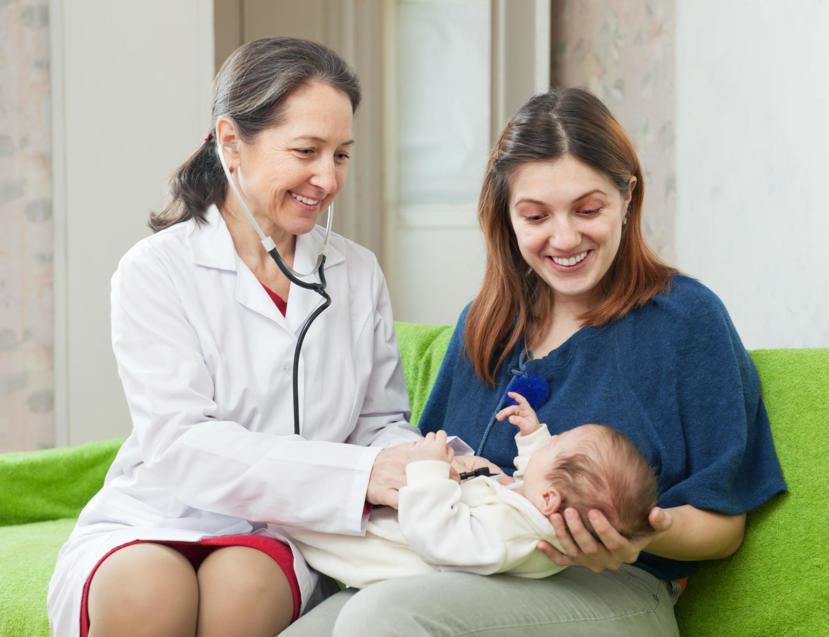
[539,487,562,517]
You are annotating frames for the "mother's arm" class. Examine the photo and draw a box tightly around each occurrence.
[539,504,745,572]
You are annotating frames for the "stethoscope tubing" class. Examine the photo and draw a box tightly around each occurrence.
[215,135,332,436]
[268,247,331,436]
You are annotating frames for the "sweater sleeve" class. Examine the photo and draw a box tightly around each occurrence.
[657,286,787,514]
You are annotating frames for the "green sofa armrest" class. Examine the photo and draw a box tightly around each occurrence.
[0,438,123,526]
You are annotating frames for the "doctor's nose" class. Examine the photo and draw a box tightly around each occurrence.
[309,156,339,195]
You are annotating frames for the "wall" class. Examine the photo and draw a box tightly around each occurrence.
[676,0,829,348]
[0,0,53,451]
[550,0,676,261]
[386,0,550,325]
[52,0,214,445]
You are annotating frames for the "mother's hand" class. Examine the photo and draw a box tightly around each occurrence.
[366,442,415,509]
[538,507,673,572]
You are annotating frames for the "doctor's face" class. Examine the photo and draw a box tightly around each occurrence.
[230,80,354,237]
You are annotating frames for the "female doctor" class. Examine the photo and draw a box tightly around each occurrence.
[47,37,440,637]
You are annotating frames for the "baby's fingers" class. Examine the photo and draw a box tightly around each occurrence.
[496,405,520,422]
[507,392,531,409]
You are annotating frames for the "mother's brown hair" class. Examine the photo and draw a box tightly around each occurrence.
[465,88,676,385]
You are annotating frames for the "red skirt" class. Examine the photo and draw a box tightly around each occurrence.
[79,534,300,636]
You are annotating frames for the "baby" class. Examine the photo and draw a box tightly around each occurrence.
[286,392,657,589]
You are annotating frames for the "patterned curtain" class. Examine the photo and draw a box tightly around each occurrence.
[0,0,54,451]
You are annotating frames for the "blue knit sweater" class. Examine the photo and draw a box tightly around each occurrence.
[419,275,786,581]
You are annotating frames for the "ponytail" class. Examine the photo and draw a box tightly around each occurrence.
[148,134,226,231]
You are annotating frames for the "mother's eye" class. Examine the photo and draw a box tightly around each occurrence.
[577,208,602,216]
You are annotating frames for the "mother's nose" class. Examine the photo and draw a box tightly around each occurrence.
[546,219,581,251]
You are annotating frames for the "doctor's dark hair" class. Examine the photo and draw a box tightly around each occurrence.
[149,37,361,231]
[466,88,676,385]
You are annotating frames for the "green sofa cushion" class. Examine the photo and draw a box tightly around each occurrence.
[0,323,826,637]
[0,518,77,637]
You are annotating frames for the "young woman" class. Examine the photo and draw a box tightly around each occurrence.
[285,88,786,636]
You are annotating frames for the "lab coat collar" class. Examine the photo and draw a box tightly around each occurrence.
[189,204,345,272]
[190,204,345,333]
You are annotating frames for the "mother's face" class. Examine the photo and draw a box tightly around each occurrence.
[508,154,634,312]
[223,80,354,236]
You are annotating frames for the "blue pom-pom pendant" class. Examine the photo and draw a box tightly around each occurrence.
[503,375,550,410]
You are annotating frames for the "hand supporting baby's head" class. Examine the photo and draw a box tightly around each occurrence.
[523,424,658,540]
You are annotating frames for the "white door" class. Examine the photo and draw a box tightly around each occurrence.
[384,0,551,324]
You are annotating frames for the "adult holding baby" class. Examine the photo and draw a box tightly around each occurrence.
[287,88,786,635]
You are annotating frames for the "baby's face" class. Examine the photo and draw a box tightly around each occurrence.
[522,425,599,515]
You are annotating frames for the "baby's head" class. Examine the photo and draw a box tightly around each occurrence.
[521,424,657,539]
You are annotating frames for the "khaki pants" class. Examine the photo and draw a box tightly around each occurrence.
[283,565,680,636]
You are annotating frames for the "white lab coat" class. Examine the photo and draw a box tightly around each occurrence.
[289,426,566,588]
[47,205,421,636]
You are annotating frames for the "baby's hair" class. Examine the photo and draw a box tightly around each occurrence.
[547,425,658,539]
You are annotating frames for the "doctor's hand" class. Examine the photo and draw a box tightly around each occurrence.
[537,506,673,572]
[366,442,416,509]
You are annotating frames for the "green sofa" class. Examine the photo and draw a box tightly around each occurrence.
[1,323,827,636]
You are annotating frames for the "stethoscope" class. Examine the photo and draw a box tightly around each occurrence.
[216,137,333,436]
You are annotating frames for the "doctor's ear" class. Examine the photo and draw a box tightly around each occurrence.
[215,116,242,165]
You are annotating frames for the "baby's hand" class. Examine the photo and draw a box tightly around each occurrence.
[496,392,541,436]
[410,431,455,464]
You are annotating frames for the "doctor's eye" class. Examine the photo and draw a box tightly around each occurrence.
[293,148,316,157]
[335,151,351,162]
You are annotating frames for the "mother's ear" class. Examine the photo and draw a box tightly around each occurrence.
[623,176,638,209]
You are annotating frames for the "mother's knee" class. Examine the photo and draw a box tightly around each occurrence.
[332,578,441,637]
